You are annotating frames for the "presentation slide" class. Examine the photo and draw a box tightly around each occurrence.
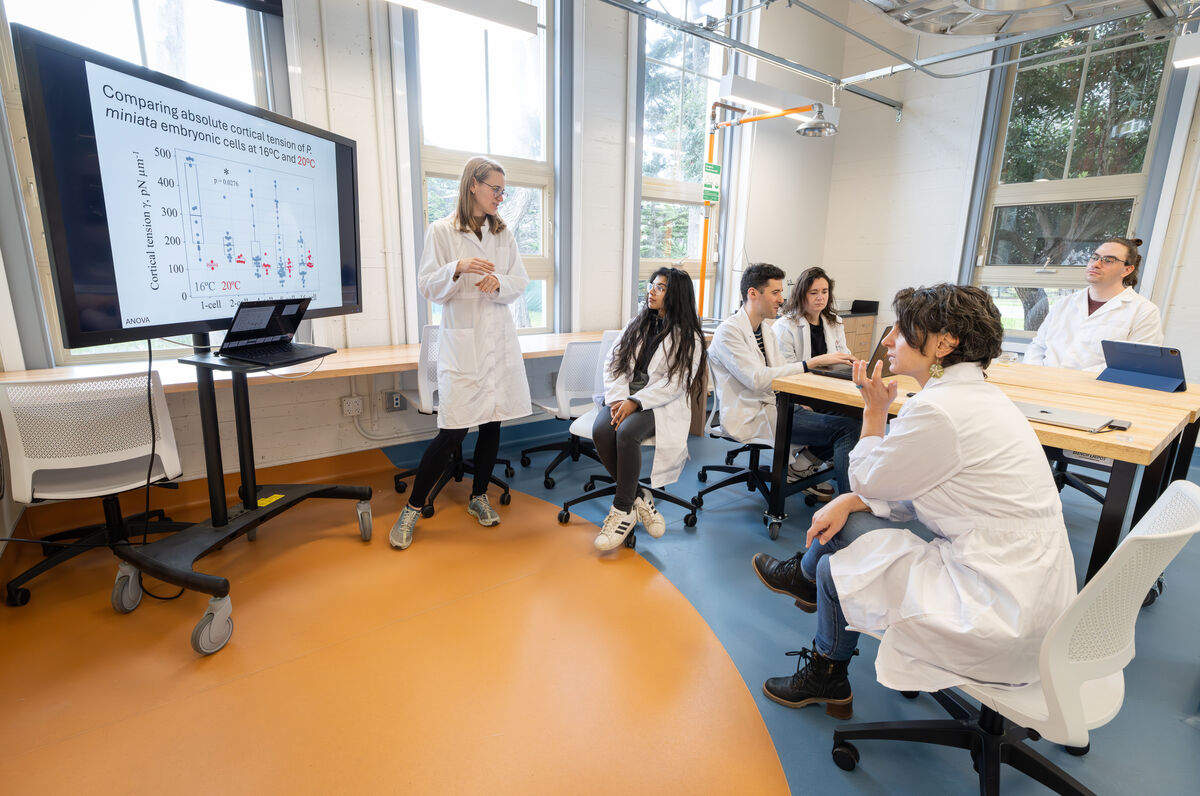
[84,62,342,330]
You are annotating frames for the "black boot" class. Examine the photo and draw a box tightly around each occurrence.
[762,644,857,719]
[751,553,817,612]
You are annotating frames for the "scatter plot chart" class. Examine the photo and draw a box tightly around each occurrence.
[178,149,320,300]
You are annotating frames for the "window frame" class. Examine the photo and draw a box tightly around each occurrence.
[412,3,556,336]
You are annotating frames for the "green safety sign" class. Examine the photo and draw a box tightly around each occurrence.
[703,162,720,202]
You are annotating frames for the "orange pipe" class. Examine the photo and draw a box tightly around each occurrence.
[715,104,816,128]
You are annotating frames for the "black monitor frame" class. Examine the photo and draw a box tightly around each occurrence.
[11,23,361,349]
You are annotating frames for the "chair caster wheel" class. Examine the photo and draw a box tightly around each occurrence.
[684,513,697,527]
[725,453,737,466]
[557,510,570,524]
[544,476,556,490]
[499,492,511,506]
[420,504,435,518]
[505,466,515,478]
[356,500,372,541]
[804,495,817,507]
[111,564,143,614]
[768,521,782,540]
[1065,743,1090,756]
[900,691,920,700]
[691,496,703,509]
[394,475,408,494]
[520,455,531,467]
[697,470,708,483]
[6,587,31,607]
[832,742,859,771]
[624,532,637,549]
[583,481,595,492]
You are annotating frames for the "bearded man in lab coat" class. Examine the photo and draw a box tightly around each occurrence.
[1024,236,1163,371]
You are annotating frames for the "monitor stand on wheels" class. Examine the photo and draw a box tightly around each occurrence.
[111,332,373,655]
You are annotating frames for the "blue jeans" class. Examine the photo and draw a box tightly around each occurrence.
[799,512,930,662]
[790,407,861,494]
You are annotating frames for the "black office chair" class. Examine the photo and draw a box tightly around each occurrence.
[1046,446,1110,505]
[392,326,513,516]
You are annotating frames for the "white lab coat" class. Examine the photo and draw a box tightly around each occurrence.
[418,215,532,429]
[772,313,850,365]
[603,319,703,487]
[833,363,1076,692]
[1025,286,1163,372]
[708,307,805,445]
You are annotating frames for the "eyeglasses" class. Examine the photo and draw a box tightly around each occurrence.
[647,283,668,294]
[1088,253,1129,266]
[479,180,506,199]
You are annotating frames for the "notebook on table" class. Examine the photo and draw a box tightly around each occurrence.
[217,298,335,368]
[809,325,894,381]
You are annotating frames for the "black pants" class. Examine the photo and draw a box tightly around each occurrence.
[592,404,656,512]
[408,421,501,508]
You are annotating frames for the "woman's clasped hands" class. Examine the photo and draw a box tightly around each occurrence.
[457,257,499,293]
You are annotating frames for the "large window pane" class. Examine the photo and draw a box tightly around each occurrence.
[984,286,1078,332]
[138,0,255,103]
[1000,60,1083,183]
[426,177,542,256]
[1068,42,1167,178]
[486,30,546,161]
[642,62,715,182]
[987,199,1134,266]
[5,0,141,62]
[641,201,704,259]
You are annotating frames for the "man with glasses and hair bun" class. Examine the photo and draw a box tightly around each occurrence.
[1024,235,1163,372]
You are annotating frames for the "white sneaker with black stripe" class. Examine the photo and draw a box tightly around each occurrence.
[634,488,666,538]
[594,506,637,551]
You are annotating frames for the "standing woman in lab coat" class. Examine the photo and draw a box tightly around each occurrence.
[758,284,1075,719]
[591,267,707,551]
[389,156,532,550]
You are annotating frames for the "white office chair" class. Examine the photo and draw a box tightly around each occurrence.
[830,478,1200,796]
[555,330,700,548]
[0,372,189,607]
[392,325,513,514]
[519,339,604,488]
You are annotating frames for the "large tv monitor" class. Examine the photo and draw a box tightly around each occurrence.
[11,24,361,349]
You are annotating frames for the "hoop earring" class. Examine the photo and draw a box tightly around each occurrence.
[929,359,945,379]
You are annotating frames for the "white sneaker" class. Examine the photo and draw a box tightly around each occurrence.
[594,506,637,551]
[787,448,825,483]
[634,488,666,538]
[389,504,420,550]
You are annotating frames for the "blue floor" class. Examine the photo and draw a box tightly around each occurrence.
[386,421,1200,794]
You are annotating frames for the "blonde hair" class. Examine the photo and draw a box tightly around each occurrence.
[454,156,507,236]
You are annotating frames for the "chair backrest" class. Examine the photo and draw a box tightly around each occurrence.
[592,330,624,405]
[0,371,182,504]
[553,340,602,418]
[415,324,441,413]
[1036,479,1200,744]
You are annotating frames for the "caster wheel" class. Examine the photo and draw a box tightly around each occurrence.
[691,496,703,509]
[191,612,234,656]
[6,587,31,607]
[544,476,556,490]
[357,500,372,541]
[557,510,570,524]
[570,452,580,462]
[684,513,697,527]
[520,455,531,467]
[583,481,595,492]
[832,742,859,772]
[111,572,143,614]
[804,495,817,507]
[768,521,781,541]
[420,504,435,519]
[624,532,637,549]
[900,691,920,700]
[1065,743,1090,756]
[505,466,515,478]
[499,492,511,506]
[394,475,408,494]
[725,453,737,466]
[697,470,708,483]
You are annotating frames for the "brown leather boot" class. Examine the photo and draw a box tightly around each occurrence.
[762,644,857,719]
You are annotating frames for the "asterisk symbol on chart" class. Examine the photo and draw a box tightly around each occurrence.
[224,168,230,175]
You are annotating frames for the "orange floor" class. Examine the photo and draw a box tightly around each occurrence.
[0,454,787,794]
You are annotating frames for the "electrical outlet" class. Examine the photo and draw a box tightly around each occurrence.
[384,391,406,412]
[341,396,364,417]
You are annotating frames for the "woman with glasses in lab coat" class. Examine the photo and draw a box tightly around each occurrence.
[389,156,531,550]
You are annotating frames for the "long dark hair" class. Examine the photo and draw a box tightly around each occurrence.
[781,266,839,324]
[610,267,708,403]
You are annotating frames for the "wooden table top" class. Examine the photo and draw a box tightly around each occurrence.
[985,361,1200,422]
[772,369,1190,467]
[0,331,606,395]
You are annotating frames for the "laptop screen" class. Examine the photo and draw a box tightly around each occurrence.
[219,298,311,353]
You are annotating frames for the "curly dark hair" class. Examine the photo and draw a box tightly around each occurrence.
[1104,235,1144,288]
[609,267,708,404]
[781,266,839,324]
[892,284,1004,370]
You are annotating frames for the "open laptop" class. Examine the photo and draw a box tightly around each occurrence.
[809,325,894,380]
[1012,401,1114,433]
[217,298,335,367]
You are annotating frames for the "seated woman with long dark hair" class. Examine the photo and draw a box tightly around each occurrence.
[591,267,707,551]
[756,284,1075,718]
